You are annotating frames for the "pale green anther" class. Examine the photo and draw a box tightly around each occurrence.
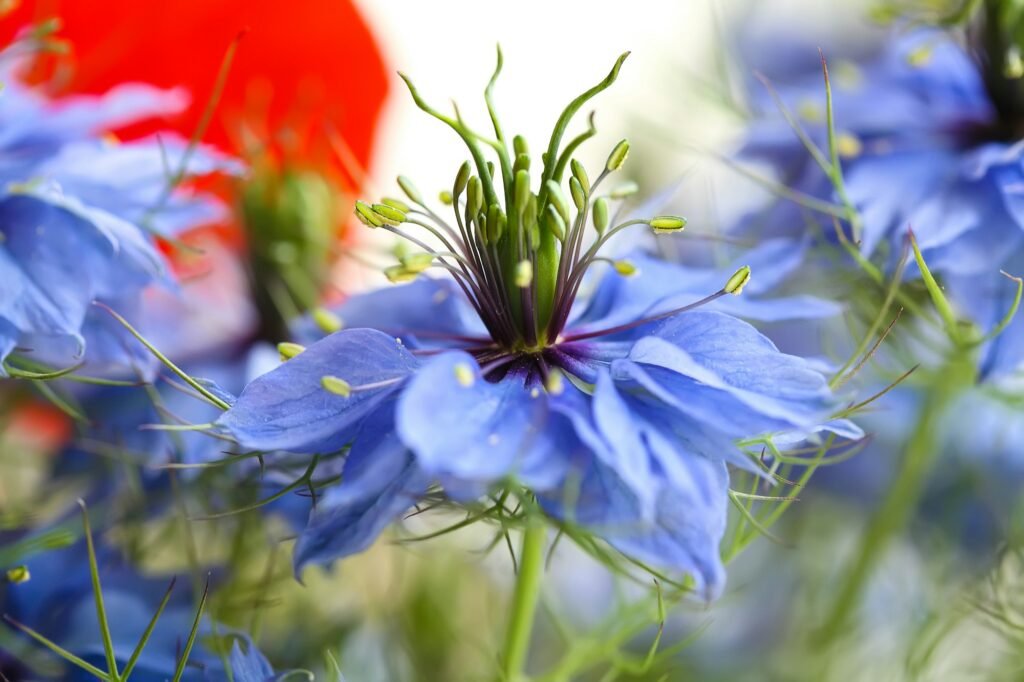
[354,200,383,227]
[649,215,687,233]
[385,265,418,283]
[382,197,411,213]
[570,158,590,193]
[454,161,472,196]
[313,308,344,334]
[545,179,570,224]
[513,134,528,157]
[724,265,751,295]
[372,203,407,225]
[514,259,533,288]
[277,341,305,361]
[613,259,637,276]
[524,195,540,248]
[467,176,484,216]
[402,252,434,272]
[593,197,609,234]
[569,176,586,211]
[454,362,475,387]
[545,204,566,242]
[608,181,639,199]
[492,211,507,243]
[514,170,531,212]
[398,175,423,204]
[6,566,29,584]
[545,369,565,395]
[321,375,352,397]
[513,152,530,174]
[606,139,630,172]
[487,161,496,179]
[439,190,454,205]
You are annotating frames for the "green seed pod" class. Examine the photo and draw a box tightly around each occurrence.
[514,259,533,288]
[372,203,406,225]
[514,170,531,213]
[312,308,344,334]
[513,152,530,174]
[397,175,423,204]
[321,375,352,397]
[513,134,529,157]
[569,176,586,211]
[545,179,570,224]
[724,265,751,295]
[454,161,472,197]
[545,204,566,242]
[649,215,687,233]
[382,197,411,213]
[354,200,383,228]
[570,158,590,194]
[593,197,609,234]
[277,341,305,361]
[439,190,453,205]
[466,176,483,217]
[608,181,639,199]
[606,139,630,172]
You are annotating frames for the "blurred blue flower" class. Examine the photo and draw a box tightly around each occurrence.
[738,30,1024,379]
[219,253,859,600]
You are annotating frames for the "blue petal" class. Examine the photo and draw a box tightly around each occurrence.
[396,352,570,489]
[294,404,428,573]
[218,329,420,452]
[230,641,275,682]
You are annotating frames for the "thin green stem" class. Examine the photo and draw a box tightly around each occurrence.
[501,520,547,681]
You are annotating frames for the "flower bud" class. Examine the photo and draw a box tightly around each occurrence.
[277,341,305,361]
[321,375,352,397]
[354,200,383,228]
[312,308,344,334]
[649,216,687,233]
[724,265,751,295]
[372,203,406,226]
[514,259,533,288]
[569,176,586,211]
[398,175,423,204]
[545,180,570,224]
[608,181,639,199]
[454,161,472,197]
[593,197,609,234]
[570,158,590,194]
[606,139,630,172]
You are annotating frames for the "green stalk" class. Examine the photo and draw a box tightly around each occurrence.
[501,521,547,680]
[816,351,975,643]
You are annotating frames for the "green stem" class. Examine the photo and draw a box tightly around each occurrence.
[501,521,547,680]
[816,351,974,643]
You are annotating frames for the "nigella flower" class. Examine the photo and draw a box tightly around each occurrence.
[0,36,237,377]
[736,28,1024,379]
[217,52,859,599]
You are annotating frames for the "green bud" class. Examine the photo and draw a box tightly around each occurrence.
[321,375,352,397]
[514,170,531,213]
[372,203,406,225]
[513,134,529,157]
[545,180,570,224]
[649,215,687,233]
[385,265,419,283]
[354,200,383,228]
[312,308,344,334]
[401,252,434,273]
[277,341,305,361]
[608,181,639,199]
[467,176,483,216]
[724,265,751,295]
[613,259,638,276]
[513,152,530,174]
[6,566,30,584]
[545,204,566,242]
[569,176,586,211]
[606,139,630,172]
[382,197,411,213]
[454,161,472,197]
[439,190,454,205]
[514,259,533,288]
[570,158,590,194]
[593,197,609,234]
[398,175,423,204]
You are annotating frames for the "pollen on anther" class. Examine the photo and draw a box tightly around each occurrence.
[454,362,475,387]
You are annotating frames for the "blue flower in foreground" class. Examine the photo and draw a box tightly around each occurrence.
[0,45,237,377]
[738,29,1024,378]
[217,53,859,599]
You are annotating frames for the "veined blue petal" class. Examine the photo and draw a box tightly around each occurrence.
[230,641,275,682]
[218,329,420,453]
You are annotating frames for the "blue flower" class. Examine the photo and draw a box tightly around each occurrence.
[0,44,237,377]
[737,29,1024,378]
[216,53,858,600]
